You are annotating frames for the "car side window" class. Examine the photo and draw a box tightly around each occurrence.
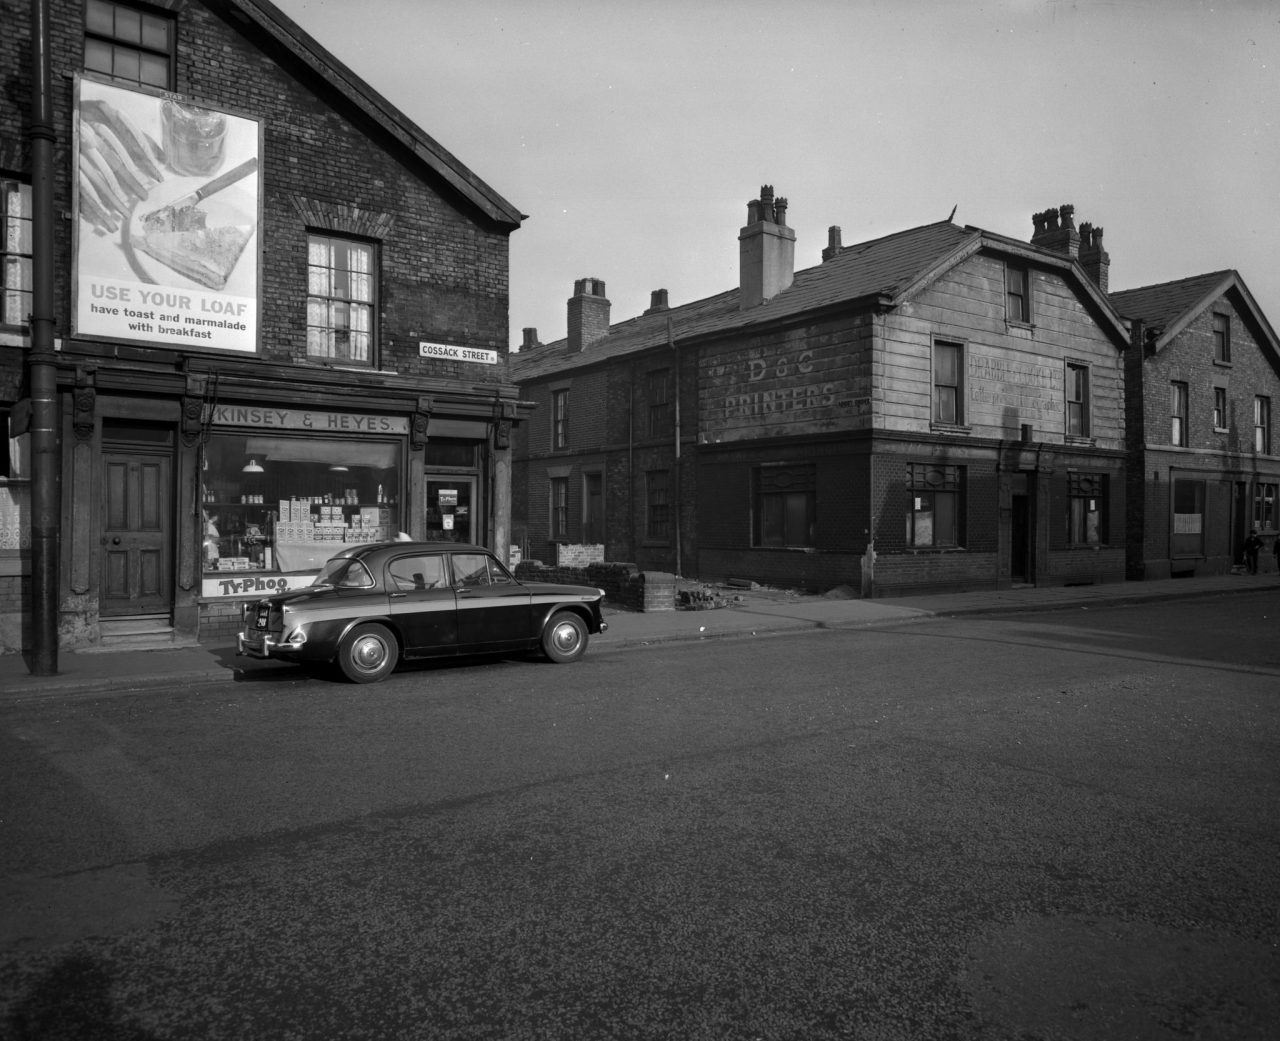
[334,560,375,589]
[387,554,447,591]
[451,553,492,588]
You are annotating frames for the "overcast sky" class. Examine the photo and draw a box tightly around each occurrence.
[270,0,1280,350]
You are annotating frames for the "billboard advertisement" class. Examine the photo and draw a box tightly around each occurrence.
[73,76,261,353]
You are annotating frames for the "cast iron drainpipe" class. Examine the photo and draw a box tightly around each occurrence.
[27,0,61,675]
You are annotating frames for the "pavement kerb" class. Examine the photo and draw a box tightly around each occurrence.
[2,575,1277,699]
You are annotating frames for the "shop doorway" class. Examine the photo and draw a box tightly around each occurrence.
[425,476,479,544]
[101,433,174,618]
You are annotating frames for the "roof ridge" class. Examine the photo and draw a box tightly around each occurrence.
[1111,269,1236,298]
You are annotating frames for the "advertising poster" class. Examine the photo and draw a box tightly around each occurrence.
[73,77,261,353]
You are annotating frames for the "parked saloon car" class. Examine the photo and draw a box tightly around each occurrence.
[237,542,608,683]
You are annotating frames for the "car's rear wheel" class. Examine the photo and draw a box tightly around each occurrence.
[542,611,588,663]
[337,623,398,683]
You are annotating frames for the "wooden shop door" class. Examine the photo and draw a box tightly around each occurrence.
[100,446,173,617]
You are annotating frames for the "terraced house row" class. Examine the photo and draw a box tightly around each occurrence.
[510,191,1280,596]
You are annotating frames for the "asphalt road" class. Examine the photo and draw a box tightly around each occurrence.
[2,594,1278,1040]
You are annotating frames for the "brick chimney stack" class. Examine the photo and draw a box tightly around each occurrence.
[822,225,844,262]
[644,288,669,314]
[1079,222,1110,293]
[567,277,610,353]
[520,327,540,352]
[1030,204,1080,258]
[739,184,795,308]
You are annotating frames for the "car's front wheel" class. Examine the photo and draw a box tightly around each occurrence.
[542,611,588,663]
[337,623,398,683]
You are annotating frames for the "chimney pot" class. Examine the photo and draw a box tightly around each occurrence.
[1030,202,1079,258]
[521,327,540,351]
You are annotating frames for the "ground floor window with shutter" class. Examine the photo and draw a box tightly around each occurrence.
[1068,472,1107,545]
[753,464,815,548]
[906,463,962,548]
[1171,478,1204,556]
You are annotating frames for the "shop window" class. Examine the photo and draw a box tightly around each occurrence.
[84,0,174,89]
[552,389,569,449]
[646,469,670,541]
[1255,482,1277,532]
[1171,478,1204,556]
[906,462,962,549]
[1065,363,1090,437]
[933,340,963,426]
[550,476,568,539]
[1006,263,1031,324]
[647,368,671,437]
[1068,472,1106,546]
[307,235,375,365]
[201,432,400,575]
[1171,382,1188,447]
[2,181,32,328]
[754,464,815,548]
[1255,396,1271,454]
[1213,313,1231,364]
[1213,387,1227,431]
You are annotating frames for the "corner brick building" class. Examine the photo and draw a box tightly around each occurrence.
[1,0,530,653]
[512,191,1133,597]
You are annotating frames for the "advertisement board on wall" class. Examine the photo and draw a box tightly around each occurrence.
[73,76,261,353]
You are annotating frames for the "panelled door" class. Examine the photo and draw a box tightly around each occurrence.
[101,447,172,616]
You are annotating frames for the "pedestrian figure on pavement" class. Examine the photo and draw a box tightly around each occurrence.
[1243,528,1263,574]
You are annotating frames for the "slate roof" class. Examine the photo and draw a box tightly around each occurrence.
[232,0,524,228]
[512,216,1132,381]
[1109,271,1236,333]
[512,220,978,381]
[1111,270,1280,366]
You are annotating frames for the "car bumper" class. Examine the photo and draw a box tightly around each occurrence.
[238,630,284,659]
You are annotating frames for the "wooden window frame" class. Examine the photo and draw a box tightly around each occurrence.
[1005,263,1031,325]
[1,180,31,328]
[753,464,816,549]
[83,0,175,90]
[932,339,964,427]
[1065,362,1090,438]
[906,462,962,549]
[1171,381,1188,447]
[552,389,569,450]
[1213,313,1231,365]
[306,234,377,367]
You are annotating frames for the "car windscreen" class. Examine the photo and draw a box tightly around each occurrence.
[314,557,375,589]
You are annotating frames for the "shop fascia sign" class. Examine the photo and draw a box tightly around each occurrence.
[419,341,498,365]
[209,404,408,434]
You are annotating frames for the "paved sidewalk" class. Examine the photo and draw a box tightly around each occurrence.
[3,572,1277,698]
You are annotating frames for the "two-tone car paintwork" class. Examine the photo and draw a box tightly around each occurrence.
[236,542,607,682]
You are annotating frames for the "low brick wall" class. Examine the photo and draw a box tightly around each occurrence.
[515,561,675,612]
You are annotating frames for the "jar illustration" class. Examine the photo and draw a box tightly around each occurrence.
[161,101,228,177]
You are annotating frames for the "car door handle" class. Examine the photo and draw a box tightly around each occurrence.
[389,592,407,599]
